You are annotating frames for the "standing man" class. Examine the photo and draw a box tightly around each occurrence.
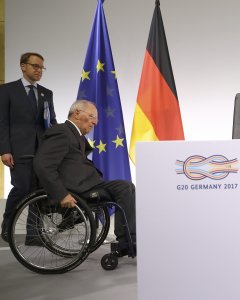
[33,100,136,256]
[0,52,57,243]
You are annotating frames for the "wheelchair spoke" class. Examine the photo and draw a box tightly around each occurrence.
[8,192,96,274]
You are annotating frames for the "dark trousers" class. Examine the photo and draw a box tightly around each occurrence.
[92,180,136,245]
[3,161,36,228]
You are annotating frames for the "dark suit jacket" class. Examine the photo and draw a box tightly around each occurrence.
[0,79,57,162]
[33,120,103,202]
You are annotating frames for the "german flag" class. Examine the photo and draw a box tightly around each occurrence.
[129,0,184,164]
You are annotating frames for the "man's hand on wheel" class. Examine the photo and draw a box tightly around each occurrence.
[60,194,77,208]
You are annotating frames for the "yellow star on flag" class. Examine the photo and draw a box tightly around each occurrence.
[111,70,117,79]
[112,135,124,148]
[81,69,90,81]
[96,60,105,72]
[96,140,107,153]
[88,138,96,148]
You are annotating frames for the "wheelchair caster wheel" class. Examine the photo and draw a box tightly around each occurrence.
[101,254,118,270]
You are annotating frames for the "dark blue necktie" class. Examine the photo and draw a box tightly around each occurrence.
[28,85,38,115]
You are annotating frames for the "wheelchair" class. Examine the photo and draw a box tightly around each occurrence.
[7,189,135,274]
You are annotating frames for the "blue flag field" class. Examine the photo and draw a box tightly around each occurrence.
[77,0,131,187]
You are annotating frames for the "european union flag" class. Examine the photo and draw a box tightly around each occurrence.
[77,0,131,183]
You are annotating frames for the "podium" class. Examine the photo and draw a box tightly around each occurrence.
[136,140,240,300]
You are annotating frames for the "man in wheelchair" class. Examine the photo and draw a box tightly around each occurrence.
[33,99,136,257]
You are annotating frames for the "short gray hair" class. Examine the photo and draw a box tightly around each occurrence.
[68,100,96,118]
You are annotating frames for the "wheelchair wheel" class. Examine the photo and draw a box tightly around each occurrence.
[40,193,96,259]
[8,191,96,274]
[101,253,118,270]
[89,204,110,253]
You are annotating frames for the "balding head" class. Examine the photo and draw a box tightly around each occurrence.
[68,100,98,135]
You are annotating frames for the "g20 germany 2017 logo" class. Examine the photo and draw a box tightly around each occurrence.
[175,155,239,180]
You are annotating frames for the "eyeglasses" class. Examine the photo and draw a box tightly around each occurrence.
[79,109,98,121]
[25,63,46,71]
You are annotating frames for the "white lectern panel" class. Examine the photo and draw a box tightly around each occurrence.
[136,141,240,300]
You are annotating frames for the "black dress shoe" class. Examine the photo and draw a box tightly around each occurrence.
[1,230,8,243]
[57,211,83,232]
[57,216,75,232]
[116,242,137,257]
[1,221,8,243]
[25,237,43,247]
